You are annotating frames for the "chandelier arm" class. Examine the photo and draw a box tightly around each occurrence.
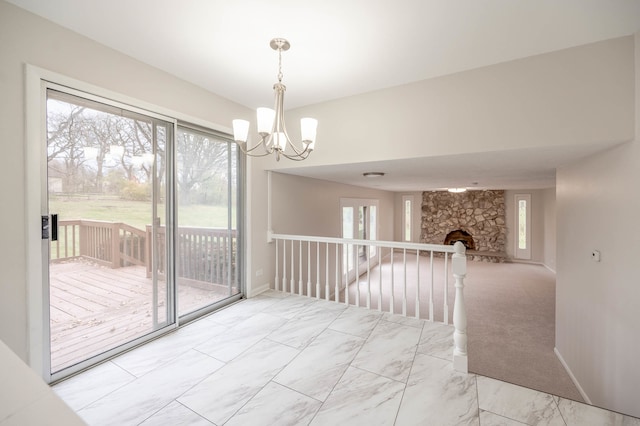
[273,102,310,158]
[281,150,311,161]
[237,135,275,157]
[276,124,311,159]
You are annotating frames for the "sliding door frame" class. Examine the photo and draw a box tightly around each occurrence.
[25,65,244,382]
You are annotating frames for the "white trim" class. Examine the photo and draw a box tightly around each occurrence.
[25,65,47,376]
[247,282,270,298]
[554,347,592,405]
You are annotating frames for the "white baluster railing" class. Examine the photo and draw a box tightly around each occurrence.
[269,233,468,372]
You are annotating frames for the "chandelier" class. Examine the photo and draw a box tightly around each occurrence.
[232,38,318,161]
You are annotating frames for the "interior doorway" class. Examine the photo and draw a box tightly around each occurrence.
[340,198,379,285]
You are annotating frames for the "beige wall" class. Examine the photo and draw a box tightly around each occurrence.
[270,172,395,239]
[0,1,250,362]
[542,188,557,272]
[554,32,640,419]
[273,36,634,171]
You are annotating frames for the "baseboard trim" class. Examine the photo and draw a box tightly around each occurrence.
[554,347,592,405]
[247,283,271,298]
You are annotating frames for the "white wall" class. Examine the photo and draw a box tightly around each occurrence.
[0,1,250,361]
[272,36,634,171]
[554,32,640,419]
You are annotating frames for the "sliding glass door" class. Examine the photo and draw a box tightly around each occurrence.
[175,126,241,317]
[43,85,243,381]
[46,88,175,376]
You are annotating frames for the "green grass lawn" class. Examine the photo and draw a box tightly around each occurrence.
[50,195,235,230]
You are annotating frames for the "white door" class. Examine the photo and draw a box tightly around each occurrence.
[340,198,379,284]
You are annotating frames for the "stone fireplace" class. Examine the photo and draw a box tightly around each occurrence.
[421,190,506,261]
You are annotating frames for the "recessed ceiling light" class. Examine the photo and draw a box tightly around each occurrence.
[363,172,385,178]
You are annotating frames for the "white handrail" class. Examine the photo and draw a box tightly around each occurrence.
[270,232,458,252]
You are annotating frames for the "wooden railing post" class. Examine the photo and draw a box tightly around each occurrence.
[111,223,121,268]
[452,241,468,373]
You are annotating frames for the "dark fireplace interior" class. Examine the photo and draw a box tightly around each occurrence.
[444,229,476,251]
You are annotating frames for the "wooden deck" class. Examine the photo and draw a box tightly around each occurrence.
[50,259,238,372]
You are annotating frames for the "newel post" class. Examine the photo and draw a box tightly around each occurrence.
[452,241,468,373]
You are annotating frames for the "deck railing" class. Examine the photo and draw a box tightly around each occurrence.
[52,219,237,286]
[151,225,237,285]
[271,233,468,372]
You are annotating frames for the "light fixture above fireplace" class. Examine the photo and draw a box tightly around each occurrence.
[232,38,318,162]
[363,172,385,178]
[448,188,467,193]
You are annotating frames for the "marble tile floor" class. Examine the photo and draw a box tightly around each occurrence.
[53,290,640,426]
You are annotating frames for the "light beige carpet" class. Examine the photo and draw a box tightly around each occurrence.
[344,253,583,402]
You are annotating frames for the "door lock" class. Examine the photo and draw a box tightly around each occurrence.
[41,214,58,241]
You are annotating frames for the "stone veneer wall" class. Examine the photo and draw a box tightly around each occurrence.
[421,190,506,258]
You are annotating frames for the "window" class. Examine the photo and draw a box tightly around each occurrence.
[402,196,413,242]
[514,194,531,259]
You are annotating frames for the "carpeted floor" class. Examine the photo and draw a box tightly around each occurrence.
[463,260,583,402]
[345,253,583,402]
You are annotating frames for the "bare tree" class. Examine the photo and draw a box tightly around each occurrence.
[176,130,230,205]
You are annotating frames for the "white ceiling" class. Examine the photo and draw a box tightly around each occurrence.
[8,0,640,191]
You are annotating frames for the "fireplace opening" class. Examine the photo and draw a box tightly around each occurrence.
[444,229,476,251]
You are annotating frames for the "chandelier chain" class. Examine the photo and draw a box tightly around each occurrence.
[277,47,283,83]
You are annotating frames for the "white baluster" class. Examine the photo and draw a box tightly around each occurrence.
[290,240,295,294]
[355,244,360,307]
[429,250,434,322]
[402,248,407,317]
[366,244,371,310]
[452,241,468,373]
[282,239,287,292]
[390,248,395,314]
[316,241,320,299]
[325,243,330,301]
[443,252,449,325]
[415,249,420,319]
[378,247,383,312]
[345,243,350,306]
[306,241,311,297]
[299,240,303,295]
[275,239,279,291]
[335,244,340,303]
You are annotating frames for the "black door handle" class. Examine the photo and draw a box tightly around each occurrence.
[51,214,58,241]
